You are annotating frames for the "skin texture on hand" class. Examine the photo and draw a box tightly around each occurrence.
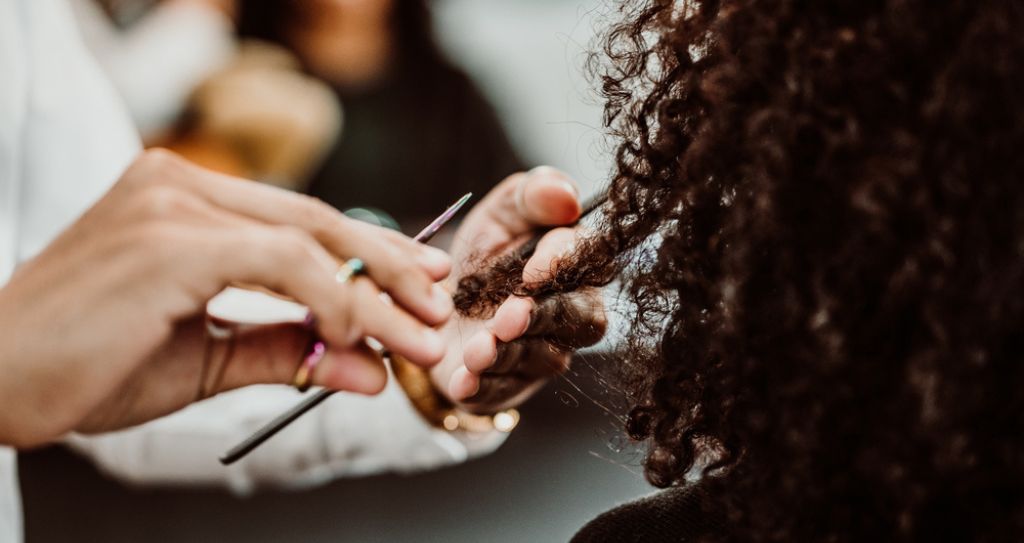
[432,167,607,412]
[0,149,453,448]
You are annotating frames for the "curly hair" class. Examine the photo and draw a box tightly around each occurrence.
[457,0,1024,539]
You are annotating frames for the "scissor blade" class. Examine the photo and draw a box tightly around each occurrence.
[414,192,472,243]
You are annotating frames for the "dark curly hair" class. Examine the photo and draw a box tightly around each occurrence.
[457,0,1024,539]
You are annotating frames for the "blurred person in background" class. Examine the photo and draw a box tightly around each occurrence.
[1,0,603,541]
[71,0,238,141]
[76,0,524,226]
[237,0,525,227]
[166,42,344,190]
[74,0,344,191]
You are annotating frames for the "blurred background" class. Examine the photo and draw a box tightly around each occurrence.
[19,0,650,541]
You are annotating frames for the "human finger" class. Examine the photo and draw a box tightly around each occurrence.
[521,289,607,349]
[464,167,581,242]
[315,342,388,395]
[513,166,581,226]
[221,325,387,395]
[188,225,437,365]
[465,372,553,411]
[459,295,533,374]
[463,329,498,374]
[487,296,534,342]
[522,227,577,285]
[447,366,480,402]
[341,277,447,368]
[490,338,571,377]
[130,150,452,324]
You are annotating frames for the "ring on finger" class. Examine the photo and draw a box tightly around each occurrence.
[293,258,363,392]
[335,258,366,283]
[292,341,326,392]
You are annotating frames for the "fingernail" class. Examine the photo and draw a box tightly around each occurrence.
[556,179,579,199]
[529,166,577,197]
[485,298,533,338]
[529,165,561,178]
[449,367,479,400]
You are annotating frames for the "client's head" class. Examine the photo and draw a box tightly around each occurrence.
[458,0,1024,539]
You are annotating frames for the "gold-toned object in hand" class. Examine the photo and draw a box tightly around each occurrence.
[390,354,519,434]
[291,340,326,392]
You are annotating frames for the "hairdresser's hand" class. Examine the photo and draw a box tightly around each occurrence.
[0,150,452,448]
[433,167,606,412]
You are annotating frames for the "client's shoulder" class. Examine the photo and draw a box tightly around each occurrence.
[571,483,722,543]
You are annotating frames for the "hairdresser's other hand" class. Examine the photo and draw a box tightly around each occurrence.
[434,167,606,412]
[0,150,452,448]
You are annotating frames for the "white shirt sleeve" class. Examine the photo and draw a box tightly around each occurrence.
[70,0,236,137]
[66,376,507,495]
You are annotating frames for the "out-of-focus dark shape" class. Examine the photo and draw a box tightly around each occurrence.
[238,0,524,226]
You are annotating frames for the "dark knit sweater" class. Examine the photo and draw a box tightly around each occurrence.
[572,485,722,542]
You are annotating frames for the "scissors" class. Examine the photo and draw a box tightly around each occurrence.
[219,193,473,464]
[220,188,609,464]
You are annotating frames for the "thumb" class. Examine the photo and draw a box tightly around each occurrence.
[453,167,583,263]
[514,166,582,227]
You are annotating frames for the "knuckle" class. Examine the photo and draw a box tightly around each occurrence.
[334,294,362,344]
[141,147,178,166]
[273,228,318,263]
[137,186,192,221]
[137,148,187,178]
[318,280,364,345]
[373,246,410,285]
[296,194,341,234]
[392,260,421,283]
[381,228,412,246]
[350,278,381,308]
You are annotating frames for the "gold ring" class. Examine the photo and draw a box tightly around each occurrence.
[335,258,366,283]
[292,341,326,392]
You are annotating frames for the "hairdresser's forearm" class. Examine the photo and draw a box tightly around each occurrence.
[0,287,99,449]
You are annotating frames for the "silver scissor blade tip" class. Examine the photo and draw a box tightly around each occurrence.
[453,192,472,209]
[439,193,473,221]
[413,192,474,243]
